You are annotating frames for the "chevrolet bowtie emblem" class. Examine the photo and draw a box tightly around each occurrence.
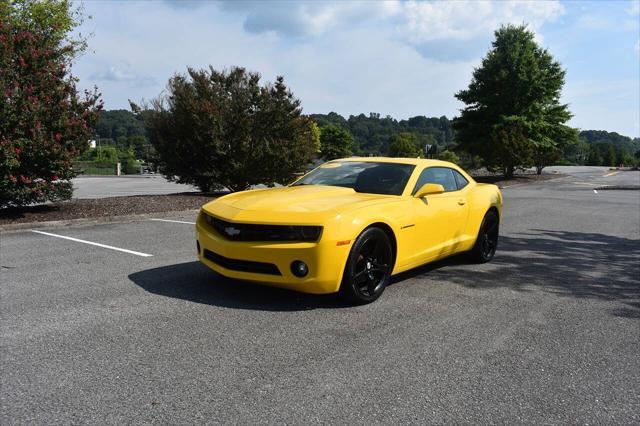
[225,226,241,236]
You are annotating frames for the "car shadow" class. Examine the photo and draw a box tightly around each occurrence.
[129,230,639,317]
[394,230,640,319]
[128,261,350,312]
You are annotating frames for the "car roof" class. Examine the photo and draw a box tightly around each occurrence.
[335,157,457,168]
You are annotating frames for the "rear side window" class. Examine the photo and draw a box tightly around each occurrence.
[453,170,469,190]
[412,167,458,193]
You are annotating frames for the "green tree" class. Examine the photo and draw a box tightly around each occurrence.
[309,113,455,156]
[319,124,353,160]
[454,25,573,178]
[586,146,603,166]
[0,0,101,207]
[438,150,460,164]
[533,125,579,174]
[126,134,149,159]
[145,66,318,192]
[603,144,617,167]
[388,133,419,157]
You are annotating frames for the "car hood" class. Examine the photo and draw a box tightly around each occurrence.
[202,185,396,223]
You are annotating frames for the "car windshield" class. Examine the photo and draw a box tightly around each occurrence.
[291,161,415,196]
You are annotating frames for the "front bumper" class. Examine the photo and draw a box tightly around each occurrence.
[195,212,351,294]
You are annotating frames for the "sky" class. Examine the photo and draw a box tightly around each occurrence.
[73,0,640,137]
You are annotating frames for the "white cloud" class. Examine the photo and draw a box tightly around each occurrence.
[219,0,401,37]
[399,0,564,41]
[91,62,156,87]
[395,0,564,59]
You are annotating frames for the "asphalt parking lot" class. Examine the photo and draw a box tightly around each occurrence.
[1,167,639,424]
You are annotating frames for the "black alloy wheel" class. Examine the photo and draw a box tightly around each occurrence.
[469,210,499,263]
[340,227,393,304]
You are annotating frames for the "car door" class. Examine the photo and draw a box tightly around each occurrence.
[410,167,470,263]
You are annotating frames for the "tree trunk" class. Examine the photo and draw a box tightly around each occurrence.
[504,165,515,179]
[536,165,543,175]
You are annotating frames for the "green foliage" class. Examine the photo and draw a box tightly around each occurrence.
[319,124,353,160]
[94,110,146,139]
[438,150,460,164]
[75,146,141,174]
[95,146,119,164]
[1,0,87,53]
[310,112,454,156]
[92,109,151,159]
[388,133,419,157]
[145,66,318,192]
[0,0,101,207]
[533,125,579,174]
[585,143,636,167]
[454,25,574,177]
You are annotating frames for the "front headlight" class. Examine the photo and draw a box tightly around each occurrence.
[204,212,214,226]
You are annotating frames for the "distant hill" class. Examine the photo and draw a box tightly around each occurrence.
[94,109,147,142]
[579,130,640,155]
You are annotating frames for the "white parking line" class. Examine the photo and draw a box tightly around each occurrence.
[31,230,153,257]
[603,171,619,177]
[149,219,196,225]
[572,181,599,186]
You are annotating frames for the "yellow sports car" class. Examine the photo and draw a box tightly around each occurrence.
[196,158,503,304]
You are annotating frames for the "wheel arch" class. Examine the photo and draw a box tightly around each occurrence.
[487,206,500,219]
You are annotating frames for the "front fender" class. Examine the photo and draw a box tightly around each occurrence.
[337,199,414,274]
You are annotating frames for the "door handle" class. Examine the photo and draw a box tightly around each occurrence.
[458,199,466,205]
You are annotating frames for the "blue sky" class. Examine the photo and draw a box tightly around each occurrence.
[73,0,640,137]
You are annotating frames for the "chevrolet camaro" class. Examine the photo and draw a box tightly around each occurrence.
[196,158,503,304]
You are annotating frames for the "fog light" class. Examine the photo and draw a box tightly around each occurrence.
[291,261,308,278]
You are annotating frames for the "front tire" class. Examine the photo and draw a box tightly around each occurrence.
[339,227,393,305]
[469,210,499,263]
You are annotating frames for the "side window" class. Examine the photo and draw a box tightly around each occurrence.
[412,167,458,194]
[453,170,469,190]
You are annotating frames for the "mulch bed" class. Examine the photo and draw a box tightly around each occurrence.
[0,193,220,225]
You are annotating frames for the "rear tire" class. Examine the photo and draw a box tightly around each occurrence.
[339,227,393,305]
[469,210,499,263]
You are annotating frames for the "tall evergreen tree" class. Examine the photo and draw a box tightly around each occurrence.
[454,25,575,177]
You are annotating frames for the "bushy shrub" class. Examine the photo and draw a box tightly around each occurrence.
[145,67,319,192]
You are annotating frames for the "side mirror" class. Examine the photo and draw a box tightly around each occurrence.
[414,183,445,198]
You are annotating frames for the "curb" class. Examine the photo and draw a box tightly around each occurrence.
[594,185,640,191]
[0,209,200,234]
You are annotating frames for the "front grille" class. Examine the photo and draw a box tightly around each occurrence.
[207,215,322,242]
[203,249,281,276]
